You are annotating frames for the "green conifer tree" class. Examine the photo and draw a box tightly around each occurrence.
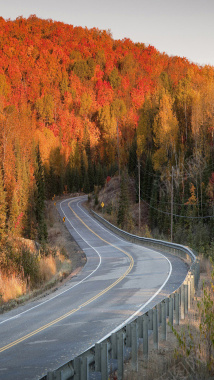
[45,164,58,198]
[88,161,95,192]
[117,171,130,229]
[72,167,80,192]
[64,162,73,193]
[83,172,90,193]
[128,138,137,176]
[96,163,105,187]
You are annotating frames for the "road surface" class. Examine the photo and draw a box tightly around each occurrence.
[0,196,189,379]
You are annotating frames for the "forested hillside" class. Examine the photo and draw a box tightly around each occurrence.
[1,15,214,261]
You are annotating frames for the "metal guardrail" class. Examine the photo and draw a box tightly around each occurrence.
[90,211,196,264]
[41,211,200,380]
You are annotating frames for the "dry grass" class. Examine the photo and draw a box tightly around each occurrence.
[0,248,70,305]
[0,271,27,303]
[38,251,69,283]
[0,252,62,303]
[39,255,57,282]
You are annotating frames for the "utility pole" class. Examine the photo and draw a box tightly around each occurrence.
[171,166,174,242]
[138,157,141,231]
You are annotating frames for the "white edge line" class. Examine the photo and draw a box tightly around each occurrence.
[0,197,102,325]
[97,253,172,343]
[75,198,174,345]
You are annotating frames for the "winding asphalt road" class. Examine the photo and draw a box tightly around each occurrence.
[0,196,189,379]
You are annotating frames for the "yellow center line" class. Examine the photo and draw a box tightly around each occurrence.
[0,309,78,353]
[0,200,134,353]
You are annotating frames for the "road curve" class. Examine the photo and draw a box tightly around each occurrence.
[0,196,189,380]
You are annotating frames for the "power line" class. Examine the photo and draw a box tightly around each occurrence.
[131,174,211,207]
[128,153,214,219]
[140,197,214,219]
[128,152,214,180]
[129,177,214,219]
[128,155,213,206]
[139,186,210,207]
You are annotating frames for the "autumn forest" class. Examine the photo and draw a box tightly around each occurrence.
[1,15,214,301]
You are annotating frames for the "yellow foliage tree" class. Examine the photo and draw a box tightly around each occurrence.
[137,95,156,157]
[153,90,179,171]
[98,105,116,141]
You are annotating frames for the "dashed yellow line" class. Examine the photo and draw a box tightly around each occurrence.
[0,199,134,353]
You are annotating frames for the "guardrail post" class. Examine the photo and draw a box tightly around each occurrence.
[111,332,117,359]
[179,287,181,306]
[169,295,174,327]
[153,306,158,350]
[143,313,148,359]
[117,331,124,380]
[194,264,197,289]
[175,292,180,325]
[180,284,185,320]
[101,342,108,380]
[195,260,200,289]
[47,372,54,380]
[158,303,162,324]
[166,297,169,317]
[80,356,89,380]
[198,260,200,286]
[74,357,81,380]
[47,371,63,380]
[173,292,176,311]
[57,371,63,380]
[148,309,153,330]
[137,315,143,338]
[126,323,131,347]
[190,274,195,305]
[187,276,191,311]
[95,343,101,372]
[184,284,188,315]
[161,300,167,341]
[131,322,138,372]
